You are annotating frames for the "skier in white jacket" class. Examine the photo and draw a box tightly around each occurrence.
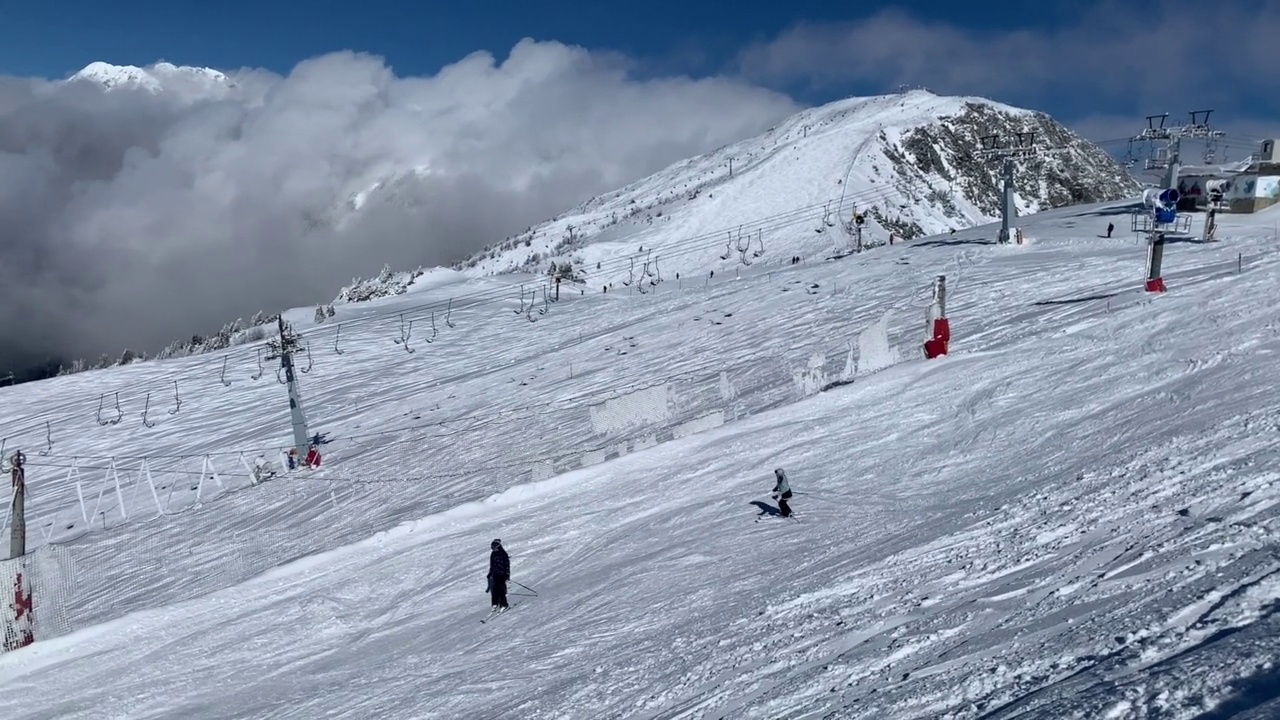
[772,468,793,517]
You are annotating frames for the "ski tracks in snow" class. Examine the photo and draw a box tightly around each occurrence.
[645,409,1280,719]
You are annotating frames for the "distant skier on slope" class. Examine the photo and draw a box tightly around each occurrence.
[486,539,511,612]
[1106,222,1114,238]
[772,468,794,518]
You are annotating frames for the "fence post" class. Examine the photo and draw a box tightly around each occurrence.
[923,275,950,359]
[1145,233,1167,292]
[4,450,34,652]
[9,450,24,559]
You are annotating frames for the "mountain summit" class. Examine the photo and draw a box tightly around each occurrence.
[451,90,1139,284]
[67,60,234,95]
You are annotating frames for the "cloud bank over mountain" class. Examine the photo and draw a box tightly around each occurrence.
[0,41,798,373]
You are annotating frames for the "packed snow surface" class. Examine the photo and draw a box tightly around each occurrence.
[1,200,1280,718]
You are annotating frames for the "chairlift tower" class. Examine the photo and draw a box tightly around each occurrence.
[1131,110,1226,191]
[976,131,1048,244]
[265,316,312,462]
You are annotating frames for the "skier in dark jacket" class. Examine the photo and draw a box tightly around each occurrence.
[487,539,510,611]
[772,468,793,517]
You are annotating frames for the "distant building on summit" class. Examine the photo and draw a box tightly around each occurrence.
[1177,139,1280,214]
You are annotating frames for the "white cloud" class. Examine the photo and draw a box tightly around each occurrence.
[0,39,800,371]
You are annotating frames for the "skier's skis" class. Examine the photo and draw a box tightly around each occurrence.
[754,514,800,523]
[480,603,519,623]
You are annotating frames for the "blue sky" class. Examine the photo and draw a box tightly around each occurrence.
[3,0,1064,81]
[2,0,1278,148]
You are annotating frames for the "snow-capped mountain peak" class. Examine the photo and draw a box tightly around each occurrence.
[347,165,434,213]
[70,61,162,91]
[448,90,1139,281]
[68,60,233,95]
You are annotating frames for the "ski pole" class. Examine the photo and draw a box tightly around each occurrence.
[511,580,538,595]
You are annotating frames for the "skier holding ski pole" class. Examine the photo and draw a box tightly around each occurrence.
[772,468,794,517]
[486,539,510,612]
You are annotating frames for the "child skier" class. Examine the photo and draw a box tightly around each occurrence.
[486,539,510,611]
[772,468,793,518]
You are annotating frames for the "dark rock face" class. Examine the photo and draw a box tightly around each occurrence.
[885,102,1140,236]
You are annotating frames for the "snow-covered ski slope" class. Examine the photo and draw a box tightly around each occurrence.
[3,201,1280,718]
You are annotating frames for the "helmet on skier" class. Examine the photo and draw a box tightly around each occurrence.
[491,539,502,550]
[774,468,786,478]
